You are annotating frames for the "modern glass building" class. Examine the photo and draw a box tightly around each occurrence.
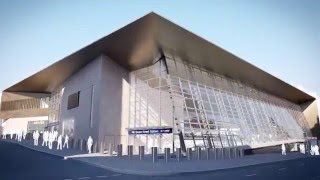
[0,13,318,153]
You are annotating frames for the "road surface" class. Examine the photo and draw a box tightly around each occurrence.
[1,141,320,180]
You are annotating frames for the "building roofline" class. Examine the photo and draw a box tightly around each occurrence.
[4,12,315,104]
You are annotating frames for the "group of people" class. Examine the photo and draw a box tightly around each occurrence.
[281,143,320,156]
[38,130,69,150]
[310,144,319,155]
[2,130,94,154]
[2,130,27,141]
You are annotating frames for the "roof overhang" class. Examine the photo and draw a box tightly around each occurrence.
[4,12,315,104]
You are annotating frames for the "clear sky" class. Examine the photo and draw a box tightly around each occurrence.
[0,0,319,98]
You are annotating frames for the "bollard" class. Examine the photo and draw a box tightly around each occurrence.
[196,147,201,160]
[233,147,238,158]
[214,148,217,159]
[206,148,210,160]
[117,144,123,157]
[79,139,83,151]
[165,148,170,163]
[73,139,77,149]
[139,146,145,160]
[239,147,244,158]
[152,147,158,163]
[187,148,192,160]
[99,142,105,154]
[176,148,181,162]
[127,145,133,160]
[84,140,87,152]
[108,143,113,156]
[221,148,225,159]
[93,142,98,153]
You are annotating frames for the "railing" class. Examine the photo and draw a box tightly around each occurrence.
[0,97,50,111]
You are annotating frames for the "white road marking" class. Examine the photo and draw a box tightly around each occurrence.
[279,168,287,171]
[78,177,91,179]
[96,176,108,178]
[111,174,122,177]
[245,174,256,177]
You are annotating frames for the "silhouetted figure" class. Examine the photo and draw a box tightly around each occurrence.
[22,130,26,140]
[87,136,93,154]
[315,145,319,155]
[57,135,62,150]
[63,134,69,149]
[48,131,54,149]
[281,143,286,155]
[34,130,39,146]
[42,131,48,146]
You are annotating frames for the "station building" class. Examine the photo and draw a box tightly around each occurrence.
[0,13,318,153]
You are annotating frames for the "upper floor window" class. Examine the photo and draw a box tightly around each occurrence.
[67,91,80,110]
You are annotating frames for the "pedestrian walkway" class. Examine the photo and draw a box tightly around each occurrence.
[1,139,309,176]
[2,139,86,157]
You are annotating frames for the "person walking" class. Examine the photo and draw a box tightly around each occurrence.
[87,136,93,154]
[57,135,62,150]
[281,143,286,155]
[63,134,69,149]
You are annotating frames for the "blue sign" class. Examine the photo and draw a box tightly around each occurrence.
[128,128,172,135]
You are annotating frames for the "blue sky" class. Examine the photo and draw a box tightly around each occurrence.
[0,0,319,97]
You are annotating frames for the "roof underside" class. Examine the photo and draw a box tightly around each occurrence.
[4,12,314,104]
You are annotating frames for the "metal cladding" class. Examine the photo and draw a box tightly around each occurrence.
[3,12,314,105]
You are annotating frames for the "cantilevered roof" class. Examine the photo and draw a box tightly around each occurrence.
[4,12,314,104]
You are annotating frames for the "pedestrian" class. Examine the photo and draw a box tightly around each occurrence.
[42,131,48,146]
[63,134,69,149]
[22,130,27,140]
[87,136,93,154]
[281,143,286,155]
[2,131,6,139]
[33,131,36,145]
[34,130,39,146]
[48,131,54,149]
[10,130,13,139]
[17,131,22,142]
[57,135,62,150]
[54,130,58,141]
[315,145,320,155]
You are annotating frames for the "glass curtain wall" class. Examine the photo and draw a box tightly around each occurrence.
[129,54,311,150]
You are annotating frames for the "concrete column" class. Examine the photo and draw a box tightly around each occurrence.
[240,147,244,158]
[152,147,158,163]
[108,143,113,156]
[127,145,133,160]
[93,142,98,153]
[205,148,210,160]
[117,144,123,157]
[176,148,181,162]
[227,147,231,158]
[187,148,192,160]
[233,147,238,158]
[214,148,217,159]
[139,146,144,160]
[79,139,83,151]
[99,142,105,154]
[165,148,170,163]
[221,148,225,159]
[196,147,201,160]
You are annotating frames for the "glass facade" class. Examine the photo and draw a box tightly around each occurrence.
[129,54,311,151]
[48,87,63,124]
